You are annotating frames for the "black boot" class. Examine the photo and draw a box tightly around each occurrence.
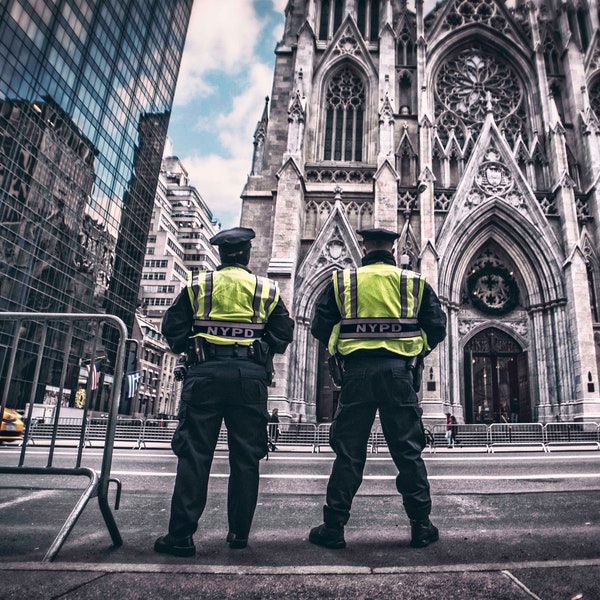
[226,531,248,549]
[409,519,439,548]
[154,534,195,557]
[308,524,346,549]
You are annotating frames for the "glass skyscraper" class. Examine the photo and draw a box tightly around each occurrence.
[0,0,193,409]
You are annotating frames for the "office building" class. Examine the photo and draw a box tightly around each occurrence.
[0,0,193,408]
[133,155,219,417]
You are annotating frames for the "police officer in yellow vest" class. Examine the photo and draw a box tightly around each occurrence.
[155,227,294,556]
[309,228,446,550]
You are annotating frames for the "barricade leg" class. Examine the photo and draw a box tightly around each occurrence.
[43,469,99,562]
[97,478,123,551]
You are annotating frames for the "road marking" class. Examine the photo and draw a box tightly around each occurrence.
[4,449,599,463]
[108,470,600,481]
[0,489,58,509]
[0,557,599,575]
[502,570,543,600]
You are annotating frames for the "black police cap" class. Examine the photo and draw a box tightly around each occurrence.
[209,227,255,252]
[356,228,400,242]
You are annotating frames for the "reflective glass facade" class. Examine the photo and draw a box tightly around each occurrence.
[0,0,193,408]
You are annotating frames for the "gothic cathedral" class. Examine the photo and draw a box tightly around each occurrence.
[240,0,600,425]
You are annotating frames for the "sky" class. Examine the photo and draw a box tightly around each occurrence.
[165,0,289,229]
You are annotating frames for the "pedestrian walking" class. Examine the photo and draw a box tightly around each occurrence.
[268,407,280,451]
[154,227,294,556]
[308,228,447,549]
[510,397,520,423]
[445,413,454,448]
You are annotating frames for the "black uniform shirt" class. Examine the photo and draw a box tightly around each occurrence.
[311,251,447,356]
[162,264,294,355]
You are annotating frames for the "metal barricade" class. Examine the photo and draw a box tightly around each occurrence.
[450,423,489,449]
[85,417,144,449]
[276,423,318,451]
[0,312,128,561]
[368,425,385,453]
[488,422,546,452]
[27,417,85,444]
[315,423,332,452]
[545,422,600,451]
[138,419,179,448]
[431,424,450,449]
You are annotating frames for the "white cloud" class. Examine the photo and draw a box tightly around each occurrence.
[173,0,264,105]
[170,1,286,228]
[271,0,289,12]
[182,153,247,229]
[213,63,274,152]
[182,62,275,228]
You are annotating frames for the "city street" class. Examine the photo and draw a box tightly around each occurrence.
[1,446,599,599]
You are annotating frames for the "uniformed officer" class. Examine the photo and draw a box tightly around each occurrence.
[154,227,294,556]
[309,228,446,549]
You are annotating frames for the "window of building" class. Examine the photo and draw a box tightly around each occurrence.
[318,0,343,41]
[587,263,599,322]
[357,0,379,41]
[323,66,365,162]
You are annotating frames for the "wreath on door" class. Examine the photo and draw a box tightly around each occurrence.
[467,264,519,315]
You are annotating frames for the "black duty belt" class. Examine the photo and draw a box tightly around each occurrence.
[204,342,252,359]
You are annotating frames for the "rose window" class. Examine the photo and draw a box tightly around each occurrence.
[435,46,528,145]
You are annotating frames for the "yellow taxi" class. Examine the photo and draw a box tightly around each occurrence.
[0,407,25,443]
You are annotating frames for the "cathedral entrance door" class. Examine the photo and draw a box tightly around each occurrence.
[463,328,530,424]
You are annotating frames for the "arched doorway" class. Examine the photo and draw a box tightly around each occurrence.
[464,327,530,424]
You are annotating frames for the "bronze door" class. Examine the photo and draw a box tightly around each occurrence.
[464,328,530,424]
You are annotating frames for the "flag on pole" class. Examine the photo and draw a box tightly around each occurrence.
[126,371,141,399]
[85,361,100,390]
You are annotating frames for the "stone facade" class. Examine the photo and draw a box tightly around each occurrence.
[241,0,600,424]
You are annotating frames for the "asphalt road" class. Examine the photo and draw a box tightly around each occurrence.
[1,446,599,599]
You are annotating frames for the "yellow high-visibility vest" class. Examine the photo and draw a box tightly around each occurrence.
[187,267,279,346]
[328,263,427,357]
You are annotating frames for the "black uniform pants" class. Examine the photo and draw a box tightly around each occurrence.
[168,357,269,539]
[323,356,431,527]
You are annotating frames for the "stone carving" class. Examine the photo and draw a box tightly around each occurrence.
[332,28,362,58]
[466,145,525,210]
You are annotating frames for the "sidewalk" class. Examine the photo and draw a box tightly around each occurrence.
[1,532,598,599]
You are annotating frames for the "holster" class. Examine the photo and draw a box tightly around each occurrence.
[328,354,343,388]
[252,339,274,385]
[408,353,425,392]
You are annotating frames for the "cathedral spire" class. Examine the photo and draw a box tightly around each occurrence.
[382,0,393,26]
[250,96,269,176]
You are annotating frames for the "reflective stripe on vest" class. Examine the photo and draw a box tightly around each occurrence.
[187,268,279,344]
[330,264,425,356]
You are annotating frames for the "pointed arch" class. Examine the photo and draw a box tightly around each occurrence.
[323,64,366,162]
[398,69,413,115]
[582,229,600,322]
[346,201,360,229]
[436,112,565,307]
[530,140,549,191]
[309,17,378,165]
[318,201,333,230]
[358,202,373,229]
[396,129,416,186]
[439,201,564,308]
[303,200,319,238]
[290,204,364,417]
[397,13,416,66]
